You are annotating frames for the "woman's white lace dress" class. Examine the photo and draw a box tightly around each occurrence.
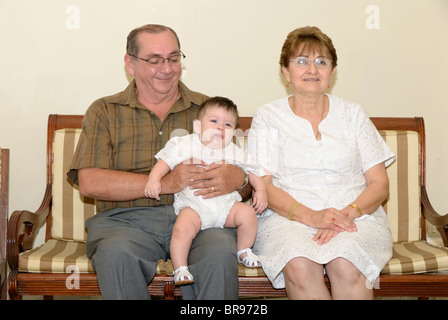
[246,94,395,289]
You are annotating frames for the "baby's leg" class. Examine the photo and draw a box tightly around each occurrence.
[170,208,202,270]
[224,202,258,257]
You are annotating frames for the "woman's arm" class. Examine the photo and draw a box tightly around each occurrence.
[264,175,357,232]
[313,162,389,244]
[343,162,389,219]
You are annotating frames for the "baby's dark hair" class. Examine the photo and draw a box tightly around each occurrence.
[197,96,239,122]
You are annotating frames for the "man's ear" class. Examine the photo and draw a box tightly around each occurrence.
[193,119,201,135]
[124,54,136,76]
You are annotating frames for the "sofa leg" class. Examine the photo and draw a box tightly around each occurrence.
[164,281,175,300]
[8,270,21,300]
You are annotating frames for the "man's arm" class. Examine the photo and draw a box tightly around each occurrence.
[78,168,147,201]
[78,162,208,201]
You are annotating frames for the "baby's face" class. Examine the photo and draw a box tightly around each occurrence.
[194,106,236,149]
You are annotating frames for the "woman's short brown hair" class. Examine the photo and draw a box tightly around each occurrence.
[279,26,337,69]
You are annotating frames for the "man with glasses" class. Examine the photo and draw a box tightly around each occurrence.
[68,24,246,299]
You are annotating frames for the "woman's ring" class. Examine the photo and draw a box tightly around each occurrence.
[211,186,215,192]
[332,217,336,223]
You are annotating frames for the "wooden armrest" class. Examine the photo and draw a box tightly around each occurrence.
[0,259,6,279]
[421,186,448,246]
[7,185,51,270]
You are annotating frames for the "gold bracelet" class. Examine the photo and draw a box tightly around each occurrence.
[288,202,301,221]
[349,203,364,217]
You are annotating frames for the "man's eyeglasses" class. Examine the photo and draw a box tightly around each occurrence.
[130,51,185,68]
[289,56,332,69]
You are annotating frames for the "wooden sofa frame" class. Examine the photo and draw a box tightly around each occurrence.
[0,148,9,300]
[7,114,448,299]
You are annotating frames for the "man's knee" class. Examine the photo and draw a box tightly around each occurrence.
[181,228,238,299]
[190,228,237,262]
[90,234,133,258]
[87,224,165,274]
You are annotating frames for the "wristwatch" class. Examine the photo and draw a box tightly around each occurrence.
[237,171,249,190]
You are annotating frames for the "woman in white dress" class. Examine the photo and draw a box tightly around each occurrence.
[246,26,395,299]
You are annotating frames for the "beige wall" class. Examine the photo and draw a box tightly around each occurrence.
[1,0,447,246]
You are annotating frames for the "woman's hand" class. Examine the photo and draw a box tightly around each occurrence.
[313,228,339,245]
[309,207,357,233]
[310,208,357,245]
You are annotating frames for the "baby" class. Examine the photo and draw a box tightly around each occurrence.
[145,96,267,285]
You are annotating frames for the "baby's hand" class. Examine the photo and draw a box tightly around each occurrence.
[252,191,268,214]
[145,180,161,201]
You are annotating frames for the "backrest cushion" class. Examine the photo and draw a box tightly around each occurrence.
[379,130,421,243]
[51,128,421,244]
[52,129,96,242]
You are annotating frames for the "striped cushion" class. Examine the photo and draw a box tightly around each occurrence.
[19,240,94,273]
[238,240,448,276]
[20,129,445,276]
[379,130,421,243]
[238,263,265,277]
[19,239,169,274]
[382,240,448,274]
[19,239,447,275]
[367,130,447,274]
[52,129,96,242]
[51,129,421,243]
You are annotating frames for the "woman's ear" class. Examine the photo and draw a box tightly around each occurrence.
[331,66,337,76]
[282,66,291,84]
[193,119,201,135]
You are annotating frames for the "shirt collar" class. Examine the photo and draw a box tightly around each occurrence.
[109,79,205,112]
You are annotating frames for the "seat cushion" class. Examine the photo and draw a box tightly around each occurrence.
[19,239,94,273]
[19,239,170,274]
[238,241,448,277]
[18,238,264,276]
[238,263,265,277]
[238,241,448,276]
[381,240,448,275]
[19,239,448,276]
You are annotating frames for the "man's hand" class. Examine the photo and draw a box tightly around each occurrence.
[189,162,245,199]
[160,159,206,195]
